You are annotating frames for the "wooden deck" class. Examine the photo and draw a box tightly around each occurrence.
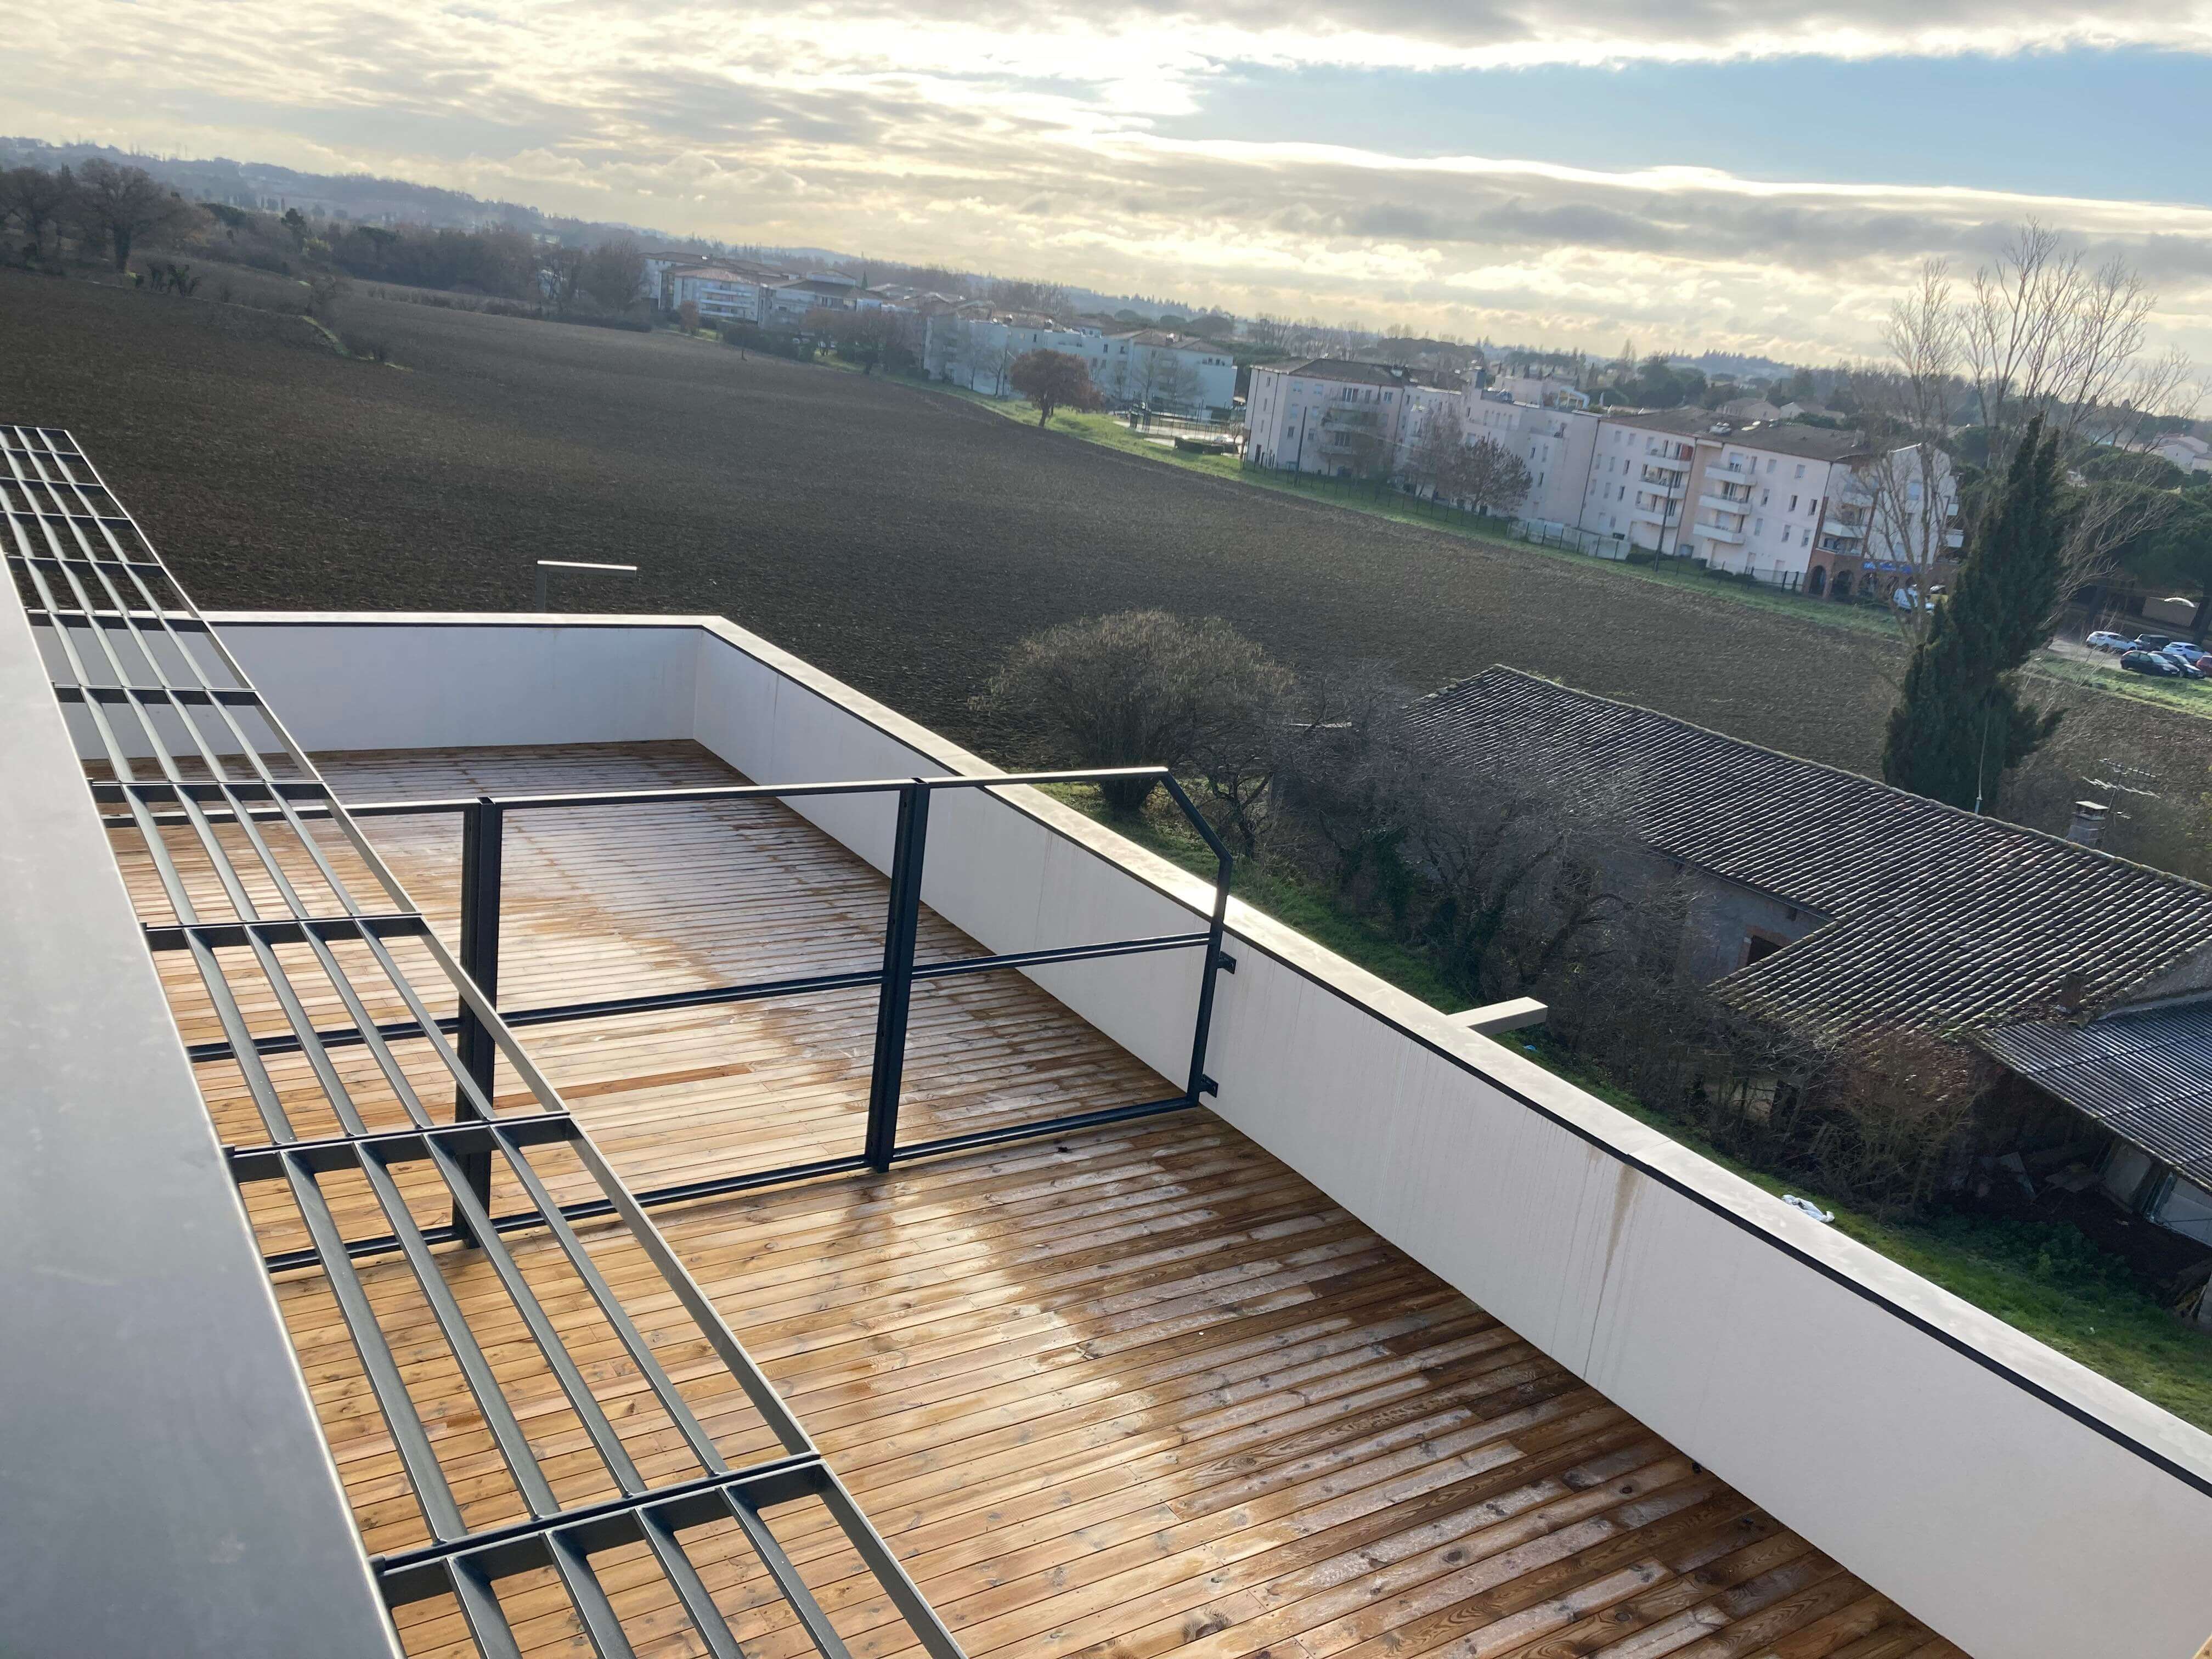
[111,743,1954,1659]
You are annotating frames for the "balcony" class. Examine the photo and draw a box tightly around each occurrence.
[1321,405,1380,430]
[8,422,2212,1659]
[1698,490,1752,516]
[1639,465,1688,495]
[1627,501,1675,526]
[1697,518,1747,544]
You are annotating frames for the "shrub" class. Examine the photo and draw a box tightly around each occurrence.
[974,611,1296,815]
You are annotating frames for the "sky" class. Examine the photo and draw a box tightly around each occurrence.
[4,1,2209,362]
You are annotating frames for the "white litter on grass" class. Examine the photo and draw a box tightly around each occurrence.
[1782,1194,1834,1223]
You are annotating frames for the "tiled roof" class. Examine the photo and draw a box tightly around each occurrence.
[1979,1004,2212,1182]
[1707,422,1870,462]
[1279,358,1419,386]
[1406,668,2212,1043]
[1597,407,1713,436]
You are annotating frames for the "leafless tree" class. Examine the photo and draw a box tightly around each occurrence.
[1155,356,1205,415]
[972,611,1297,815]
[71,159,198,272]
[0,164,75,257]
[1007,348,1099,424]
[1452,435,1534,516]
[1868,235,2197,627]
[1396,404,1465,498]
[989,277,1070,318]
[539,242,588,313]
[578,239,646,312]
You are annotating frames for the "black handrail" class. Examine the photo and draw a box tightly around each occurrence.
[204,763,1233,1258]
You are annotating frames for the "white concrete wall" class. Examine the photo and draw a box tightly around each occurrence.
[202,612,2212,1659]
[210,616,700,754]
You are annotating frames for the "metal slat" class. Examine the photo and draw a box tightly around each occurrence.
[12,423,991,1659]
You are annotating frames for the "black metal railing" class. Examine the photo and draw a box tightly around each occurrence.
[164,764,1234,1271]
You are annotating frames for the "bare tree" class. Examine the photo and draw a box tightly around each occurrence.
[1007,348,1099,424]
[1869,236,2197,625]
[1451,435,1534,516]
[1155,355,1205,415]
[578,239,646,312]
[816,307,909,375]
[0,165,75,258]
[72,159,196,272]
[1850,265,1971,646]
[539,242,588,314]
[989,277,1070,318]
[973,611,1297,816]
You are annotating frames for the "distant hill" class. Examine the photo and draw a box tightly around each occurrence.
[0,137,693,247]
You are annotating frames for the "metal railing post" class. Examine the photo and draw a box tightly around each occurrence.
[1160,777,1234,1104]
[864,783,929,1171]
[453,794,503,1233]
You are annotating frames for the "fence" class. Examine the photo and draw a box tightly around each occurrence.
[1118,407,1240,435]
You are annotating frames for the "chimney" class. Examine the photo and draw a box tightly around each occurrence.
[2066,800,2108,848]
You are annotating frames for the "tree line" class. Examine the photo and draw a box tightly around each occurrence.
[2,159,647,317]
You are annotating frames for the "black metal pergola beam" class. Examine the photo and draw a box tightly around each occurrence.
[5,422,973,1659]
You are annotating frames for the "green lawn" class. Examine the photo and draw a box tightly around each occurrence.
[1042,779,2212,1432]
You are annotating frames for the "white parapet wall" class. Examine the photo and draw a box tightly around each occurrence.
[217,611,2212,1659]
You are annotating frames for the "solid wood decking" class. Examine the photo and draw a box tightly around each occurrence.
[110,742,1953,1659]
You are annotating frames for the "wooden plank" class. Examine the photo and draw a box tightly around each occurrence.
[91,742,1943,1659]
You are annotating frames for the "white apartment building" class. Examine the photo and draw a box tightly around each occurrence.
[924,315,1234,418]
[1680,422,1868,582]
[639,250,702,306]
[666,264,772,323]
[1462,391,1599,526]
[2143,432,2212,474]
[1489,370,1590,410]
[1577,408,1707,552]
[1244,358,1426,475]
[1677,423,1961,595]
[764,274,871,323]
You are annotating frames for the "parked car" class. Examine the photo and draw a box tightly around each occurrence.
[2120,650,2190,678]
[2086,630,2137,652]
[2164,641,2210,665]
[2131,634,2175,652]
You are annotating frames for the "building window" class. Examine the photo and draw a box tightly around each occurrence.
[1795,464,1806,478]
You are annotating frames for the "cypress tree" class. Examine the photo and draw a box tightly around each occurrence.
[1881,419,2066,809]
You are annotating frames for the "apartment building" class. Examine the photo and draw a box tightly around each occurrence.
[664,263,774,323]
[924,315,1235,417]
[763,273,872,323]
[1463,389,1600,526]
[637,249,704,305]
[1682,423,1868,580]
[1576,407,1708,551]
[1244,358,1427,475]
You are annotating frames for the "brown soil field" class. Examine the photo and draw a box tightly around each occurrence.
[5,266,2210,867]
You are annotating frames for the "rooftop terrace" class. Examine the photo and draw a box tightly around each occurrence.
[246,742,1947,1658]
[8,424,2212,1659]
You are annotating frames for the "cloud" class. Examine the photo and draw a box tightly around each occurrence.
[4,0,2210,360]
